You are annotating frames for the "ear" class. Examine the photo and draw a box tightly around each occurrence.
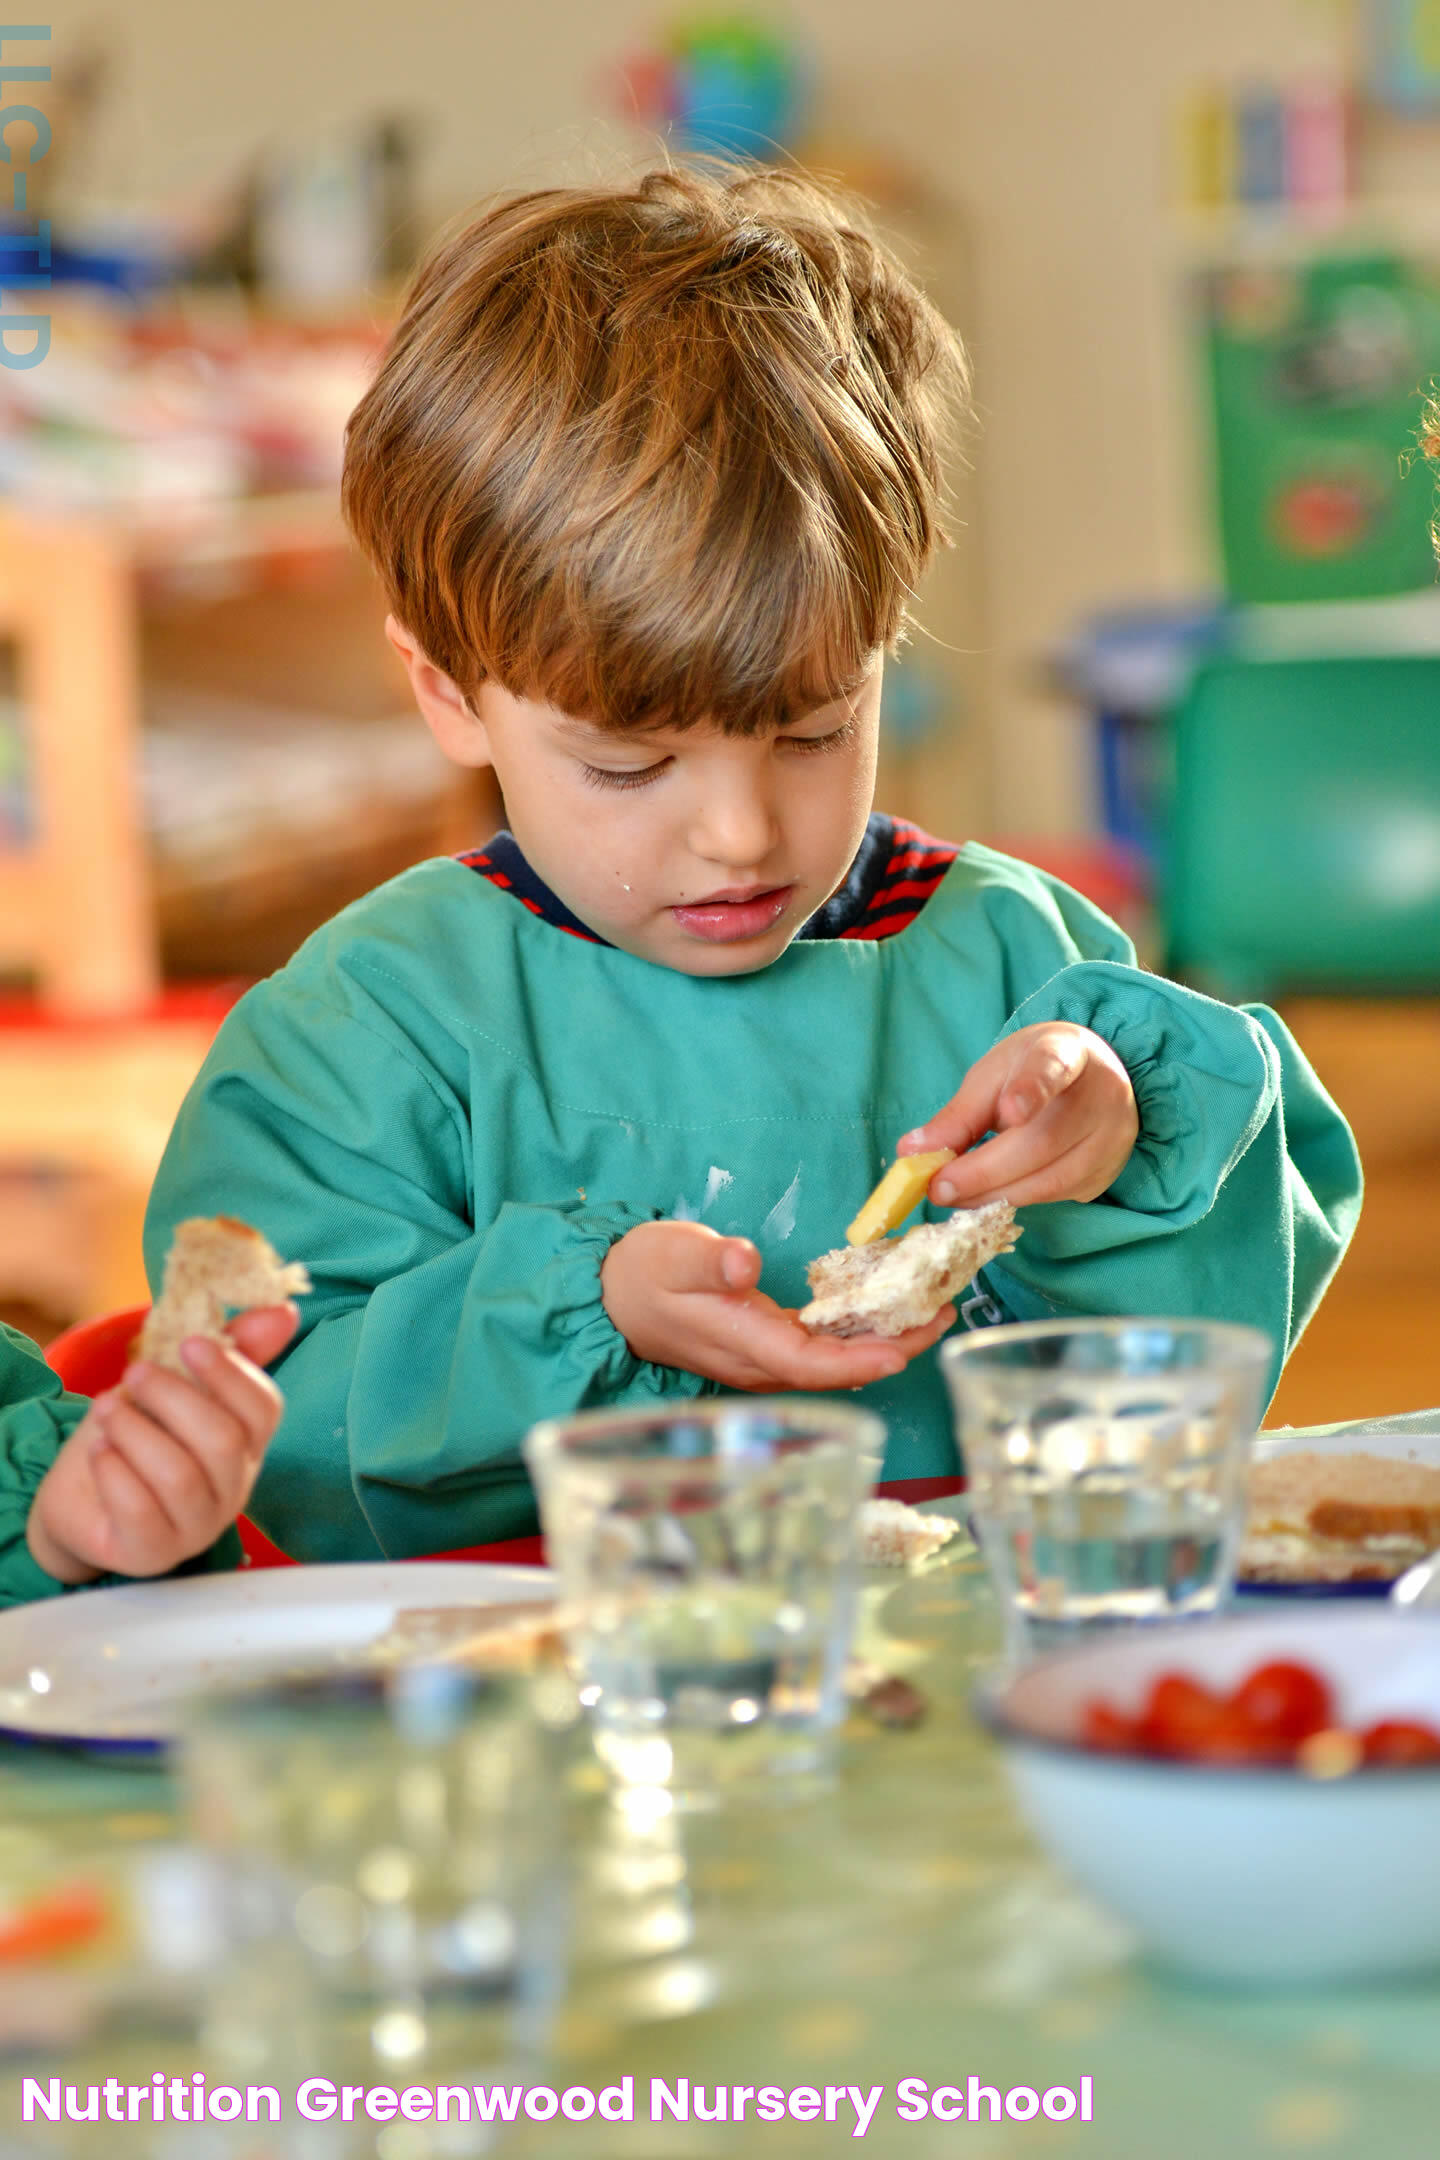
[385,615,493,769]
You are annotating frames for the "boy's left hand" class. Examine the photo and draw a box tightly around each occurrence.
[899,1021,1138,1209]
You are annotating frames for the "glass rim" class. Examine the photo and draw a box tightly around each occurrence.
[524,1394,886,1471]
[939,1315,1274,1374]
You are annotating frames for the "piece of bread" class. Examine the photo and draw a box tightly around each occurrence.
[361,1601,564,1670]
[798,1202,1019,1339]
[858,1497,961,1567]
[137,1216,311,1372]
[1239,1449,1440,1584]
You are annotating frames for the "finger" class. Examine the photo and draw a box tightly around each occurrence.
[718,1239,762,1293]
[993,1030,1088,1129]
[89,1433,210,1577]
[177,1338,284,1457]
[83,1390,122,1455]
[936,1128,1117,1210]
[121,1361,250,1495]
[87,1408,180,1546]
[104,1394,224,1525]
[714,1296,909,1391]
[226,1303,300,1368]
[933,1086,1091,1205]
[89,1440,176,1573]
[660,1222,761,1296]
[897,1047,1010,1160]
[814,1303,957,1362]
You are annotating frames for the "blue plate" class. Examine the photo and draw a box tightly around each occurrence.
[1234,1576,1393,1601]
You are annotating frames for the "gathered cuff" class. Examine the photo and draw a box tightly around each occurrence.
[999,960,1277,1226]
[543,1204,721,1409]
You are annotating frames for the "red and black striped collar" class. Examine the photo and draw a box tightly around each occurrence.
[457,814,958,946]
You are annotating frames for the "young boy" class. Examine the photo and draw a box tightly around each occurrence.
[1,1306,297,1605]
[143,165,1362,1565]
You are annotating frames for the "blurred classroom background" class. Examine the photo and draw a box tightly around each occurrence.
[1,0,1437,1422]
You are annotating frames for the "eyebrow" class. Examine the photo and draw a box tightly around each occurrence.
[549,713,636,748]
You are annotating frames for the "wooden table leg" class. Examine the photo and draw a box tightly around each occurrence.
[18,516,158,1015]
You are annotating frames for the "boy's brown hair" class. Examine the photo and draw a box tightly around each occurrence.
[343,162,969,734]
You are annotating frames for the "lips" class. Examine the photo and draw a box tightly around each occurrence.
[670,885,795,943]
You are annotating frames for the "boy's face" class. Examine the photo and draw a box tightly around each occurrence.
[390,621,882,975]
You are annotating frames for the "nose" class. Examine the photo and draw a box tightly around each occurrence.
[686,766,780,870]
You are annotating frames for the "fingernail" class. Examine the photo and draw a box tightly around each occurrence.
[122,1361,150,1387]
[933,1178,957,1204]
[181,1337,219,1372]
[897,1128,928,1152]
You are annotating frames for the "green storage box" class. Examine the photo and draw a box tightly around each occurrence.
[1204,254,1440,603]
[1165,653,1440,996]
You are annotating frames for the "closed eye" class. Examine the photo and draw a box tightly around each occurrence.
[579,759,673,792]
[781,717,858,755]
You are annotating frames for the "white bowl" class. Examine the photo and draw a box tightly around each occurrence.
[977,1611,1440,1985]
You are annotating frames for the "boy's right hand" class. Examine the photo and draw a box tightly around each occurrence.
[602,1220,952,1393]
[27,1305,299,1588]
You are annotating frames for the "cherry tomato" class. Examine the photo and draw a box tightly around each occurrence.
[1229,1660,1332,1743]
[1080,1699,1139,1752]
[1360,1719,1440,1767]
[1138,1672,1229,1757]
[1180,1706,1292,1766]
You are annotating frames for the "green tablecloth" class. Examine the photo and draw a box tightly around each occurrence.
[4,1547,1440,2158]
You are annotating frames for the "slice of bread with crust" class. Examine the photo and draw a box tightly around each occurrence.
[137,1216,311,1372]
[798,1202,1019,1339]
[1239,1449,1440,1584]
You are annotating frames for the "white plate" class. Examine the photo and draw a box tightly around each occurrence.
[0,1562,553,1751]
[1238,1420,1440,1600]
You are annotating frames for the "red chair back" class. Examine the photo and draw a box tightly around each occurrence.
[44,1305,149,1396]
[42,1306,546,1571]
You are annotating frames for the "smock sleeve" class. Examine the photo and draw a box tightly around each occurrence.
[0,1327,90,1607]
[144,990,715,1563]
[975,960,1362,1400]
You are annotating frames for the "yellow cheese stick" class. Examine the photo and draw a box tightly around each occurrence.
[845,1149,956,1247]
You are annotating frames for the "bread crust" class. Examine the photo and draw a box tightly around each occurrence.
[137,1216,311,1371]
[798,1202,1019,1338]
[1239,1449,1440,1584]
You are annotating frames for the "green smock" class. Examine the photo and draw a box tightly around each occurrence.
[0,1326,92,1605]
[137,843,1361,1565]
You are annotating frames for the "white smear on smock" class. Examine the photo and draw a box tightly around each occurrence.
[701,1165,733,1212]
[759,1167,802,1243]
[670,1167,733,1224]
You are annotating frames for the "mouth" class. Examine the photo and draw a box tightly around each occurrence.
[669,885,796,943]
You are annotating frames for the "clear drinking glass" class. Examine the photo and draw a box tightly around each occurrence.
[178,1664,568,2142]
[523,1398,884,1808]
[942,1319,1270,1657]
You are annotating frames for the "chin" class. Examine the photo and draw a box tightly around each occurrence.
[666,933,795,978]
